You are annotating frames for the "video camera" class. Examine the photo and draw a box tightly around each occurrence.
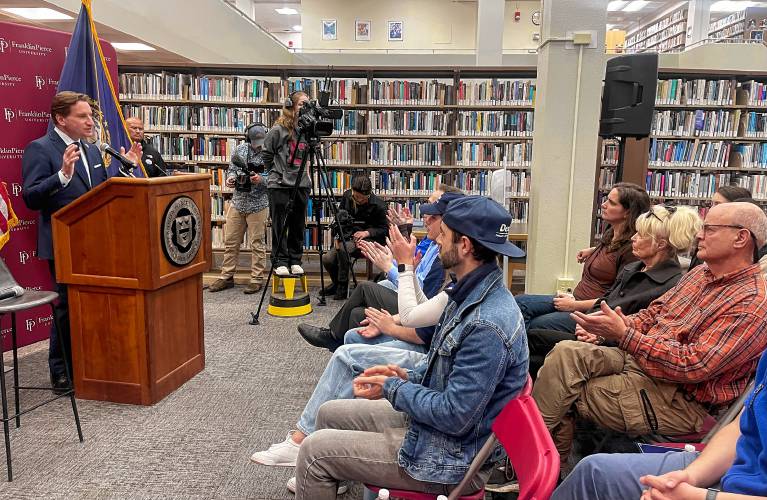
[330,209,364,241]
[231,153,265,193]
[296,99,343,140]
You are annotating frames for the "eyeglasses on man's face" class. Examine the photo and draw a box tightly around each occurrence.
[701,223,760,263]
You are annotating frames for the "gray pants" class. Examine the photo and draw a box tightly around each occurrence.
[295,399,490,500]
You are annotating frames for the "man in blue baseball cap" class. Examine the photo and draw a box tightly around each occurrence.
[289,195,529,499]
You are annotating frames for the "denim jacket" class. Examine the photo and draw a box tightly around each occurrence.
[383,265,529,484]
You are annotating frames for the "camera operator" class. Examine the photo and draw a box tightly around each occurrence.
[263,90,311,277]
[125,116,169,177]
[321,175,387,300]
[208,124,269,294]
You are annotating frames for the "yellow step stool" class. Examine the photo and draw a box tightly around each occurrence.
[268,275,312,317]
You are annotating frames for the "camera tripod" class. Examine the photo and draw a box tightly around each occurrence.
[249,128,355,325]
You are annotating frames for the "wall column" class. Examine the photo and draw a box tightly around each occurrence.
[526,0,608,293]
[687,0,714,48]
[476,0,505,65]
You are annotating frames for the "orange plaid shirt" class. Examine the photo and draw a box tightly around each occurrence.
[620,263,767,407]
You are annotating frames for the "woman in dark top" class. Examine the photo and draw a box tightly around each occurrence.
[527,204,702,377]
[515,182,651,333]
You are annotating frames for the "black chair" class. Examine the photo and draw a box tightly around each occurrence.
[0,259,83,481]
[349,248,374,289]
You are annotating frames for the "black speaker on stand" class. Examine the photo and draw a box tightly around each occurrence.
[599,53,659,182]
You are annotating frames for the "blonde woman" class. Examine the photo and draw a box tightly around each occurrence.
[528,205,702,377]
[263,90,311,276]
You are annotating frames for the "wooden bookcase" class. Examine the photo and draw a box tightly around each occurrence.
[594,69,767,242]
[625,5,688,54]
[118,64,536,269]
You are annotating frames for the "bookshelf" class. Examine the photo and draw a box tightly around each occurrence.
[594,71,767,242]
[625,5,688,54]
[708,7,767,43]
[118,65,536,270]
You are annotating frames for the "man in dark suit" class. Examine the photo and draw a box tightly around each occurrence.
[21,91,140,392]
[126,116,168,177]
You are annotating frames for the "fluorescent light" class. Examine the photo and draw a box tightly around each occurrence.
[623,0,649,12]
[292,25,303,31]
[111,42,156,51]
[711,1,754,12]
[275,7,298,15]
[607,1,628,11]
[1,7,72,20]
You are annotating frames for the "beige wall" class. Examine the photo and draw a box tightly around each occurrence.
[301,0,477,52]
[302,0,541,53]
[503,1,541,51]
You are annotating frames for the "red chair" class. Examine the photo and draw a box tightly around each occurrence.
[366,376,558,500]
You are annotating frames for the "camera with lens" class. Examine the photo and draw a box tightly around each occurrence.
[330,208,365,242]
[231,153,264,193]
[296,99,343,140]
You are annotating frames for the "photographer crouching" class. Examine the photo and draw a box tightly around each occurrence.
[208,123,269,294]
[321,175,387,300]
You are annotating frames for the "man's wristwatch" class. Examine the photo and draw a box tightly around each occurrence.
[706,488,720,500]
[398,263,406,272]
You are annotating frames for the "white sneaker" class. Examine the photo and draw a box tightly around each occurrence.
[286,476,349,495]
[249,434,300,466]
[275,266,290,277]
[290,264,305,275]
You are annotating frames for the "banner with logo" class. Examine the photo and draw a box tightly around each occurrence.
[0,21,118,351]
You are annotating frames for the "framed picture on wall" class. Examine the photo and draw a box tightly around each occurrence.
[355,19,371,41]
[751,30,764,42]
[388,21,404,41]
[322,19,337,40]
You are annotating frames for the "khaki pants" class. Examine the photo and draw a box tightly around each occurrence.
[532,341,709,460]
[219,205,268,284]
[295,399,490,500]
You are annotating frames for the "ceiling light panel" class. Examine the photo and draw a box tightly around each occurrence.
[623,0,649,12]
[607,1,628,11]
[1,7,72,20]
[275,7,298,15]
[111,42,156,51]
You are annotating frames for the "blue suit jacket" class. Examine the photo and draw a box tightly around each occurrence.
[22,129,108,259]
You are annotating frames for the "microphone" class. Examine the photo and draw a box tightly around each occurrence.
[0,286,24,301]
[99,143,137,170]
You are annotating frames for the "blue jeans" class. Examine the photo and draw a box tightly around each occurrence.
[551,451,699,500]
[343,328,428,354]
[515,294,577,333]
[295,344,425,436]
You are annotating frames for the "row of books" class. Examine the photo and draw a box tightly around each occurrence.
[732,143,767,169]
[369,141,447,166]
[651,109,741,137]
[743,81,767,106]
[370,170,502,196]
[648,139,733,168]
[456,111,534,136]
[645,171,744,198]
[601,140,620,165]
[743,112,767,137]
[709,10,746,34]
[148,136,239,161]
[454,141,533,167]
[640,22,685,50]
[598,167,617,190]
[456,79,536,105]
[123,105,277,131]
[626,7,686,49]
[119,73,542,107]
[322,141,368,165]
[368,80,456,105]
[367,110,450,136]
[332,110,365,135]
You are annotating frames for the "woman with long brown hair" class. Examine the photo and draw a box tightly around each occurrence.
[263,90,311,276]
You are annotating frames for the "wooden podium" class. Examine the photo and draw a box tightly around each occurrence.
[52,174,211,405]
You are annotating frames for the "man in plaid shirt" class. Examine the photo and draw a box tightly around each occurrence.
[533,202,767,464]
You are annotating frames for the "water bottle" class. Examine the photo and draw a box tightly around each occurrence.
[377,489,390,500]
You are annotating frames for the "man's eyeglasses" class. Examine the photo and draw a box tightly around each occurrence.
[646,205,677,223]
[702,223,760,263]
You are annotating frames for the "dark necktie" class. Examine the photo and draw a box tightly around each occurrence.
[77,141,92,188]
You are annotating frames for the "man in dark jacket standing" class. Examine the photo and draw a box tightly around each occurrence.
[321,174,387,300]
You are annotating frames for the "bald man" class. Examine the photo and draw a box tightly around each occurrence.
[533,202,767,466]
[126,116,168,177]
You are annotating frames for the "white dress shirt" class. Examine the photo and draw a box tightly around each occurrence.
[54,127,91,188]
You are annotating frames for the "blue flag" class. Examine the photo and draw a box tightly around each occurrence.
[55,0,145,177]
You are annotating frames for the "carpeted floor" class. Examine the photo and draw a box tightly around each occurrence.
[0,286,364,499]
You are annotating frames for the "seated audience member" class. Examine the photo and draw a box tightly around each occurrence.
[532,202,767,466]
[687,185,753,270]
[249,260,445,467]
[286,196,527,499]
[527,205,701,376]
[515,182,651,333]
[297,189,462,351]
[320,174,388,300]
[551,348,767,500]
